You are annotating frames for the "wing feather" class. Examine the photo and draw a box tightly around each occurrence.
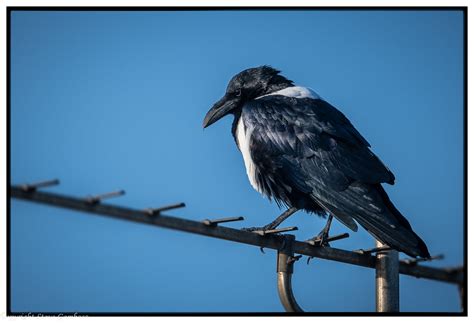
[243,95,395,190]
[240,95,429,257]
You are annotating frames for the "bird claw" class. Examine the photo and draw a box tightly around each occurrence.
[307,232,331,247]
[242,227,259,232]
[241,225,273,232]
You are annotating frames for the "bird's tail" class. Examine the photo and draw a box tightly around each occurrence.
[357,184,430,258]
[315,183,430,258]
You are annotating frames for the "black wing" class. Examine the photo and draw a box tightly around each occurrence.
[244,96,395,190]
[242,96,429,258]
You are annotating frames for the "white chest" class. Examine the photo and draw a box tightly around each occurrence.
[236,116,262,193]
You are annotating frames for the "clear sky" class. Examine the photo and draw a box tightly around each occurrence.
[10,10,464,312]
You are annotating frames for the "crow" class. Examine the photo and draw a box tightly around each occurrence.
[203,66,430,258]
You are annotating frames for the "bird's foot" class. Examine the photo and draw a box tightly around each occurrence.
[241,224,274,233]
[241,207,299,233]
[306,232,329,265]
[241,225,274,254]
[305,231,329,265]
[242,225,298,237]
[307,230,331,247]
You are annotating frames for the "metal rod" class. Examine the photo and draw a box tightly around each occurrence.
[355,246,392,254]
[20,179,60,192]
[375,240,399,312]
[202,216,244,226]
[401,254,444,265]
[254,226,298,236]
[276,235,303,312]
[144,202,186,215]
[10,186,463,285]
[85,190,125,204]
[306,232,350,245]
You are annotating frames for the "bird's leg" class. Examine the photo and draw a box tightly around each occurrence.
[308,214,334,247]
[242,207,299,232]
[305,214,334,264]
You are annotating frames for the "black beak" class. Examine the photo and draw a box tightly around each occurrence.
[203,95,239,128]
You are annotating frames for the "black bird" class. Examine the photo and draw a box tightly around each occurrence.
[203,66,430,259]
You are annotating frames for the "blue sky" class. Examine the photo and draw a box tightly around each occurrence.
[10,10,464,312]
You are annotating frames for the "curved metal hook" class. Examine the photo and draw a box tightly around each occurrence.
[276,235,304,312]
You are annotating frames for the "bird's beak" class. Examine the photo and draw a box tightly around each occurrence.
[203,95,239,128]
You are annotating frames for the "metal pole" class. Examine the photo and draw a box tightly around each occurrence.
[10,186,463,285]
[375,240,399,312]
[276,235,303,312]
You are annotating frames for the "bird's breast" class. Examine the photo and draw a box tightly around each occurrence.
[236,115,262,194]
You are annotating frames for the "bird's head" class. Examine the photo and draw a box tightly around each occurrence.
[203,65,293,128]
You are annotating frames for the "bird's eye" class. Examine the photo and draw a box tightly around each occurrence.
[235,89,242,97]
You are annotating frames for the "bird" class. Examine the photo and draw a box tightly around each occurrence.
[202,65,430,259]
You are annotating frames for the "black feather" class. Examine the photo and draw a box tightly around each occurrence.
[206,65,429,258]
[237,95,429,258]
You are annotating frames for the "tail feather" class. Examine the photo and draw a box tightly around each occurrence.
[313,182,430,258]
[373,185,430,258]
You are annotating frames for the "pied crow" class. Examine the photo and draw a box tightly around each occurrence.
[203,66,430,259]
